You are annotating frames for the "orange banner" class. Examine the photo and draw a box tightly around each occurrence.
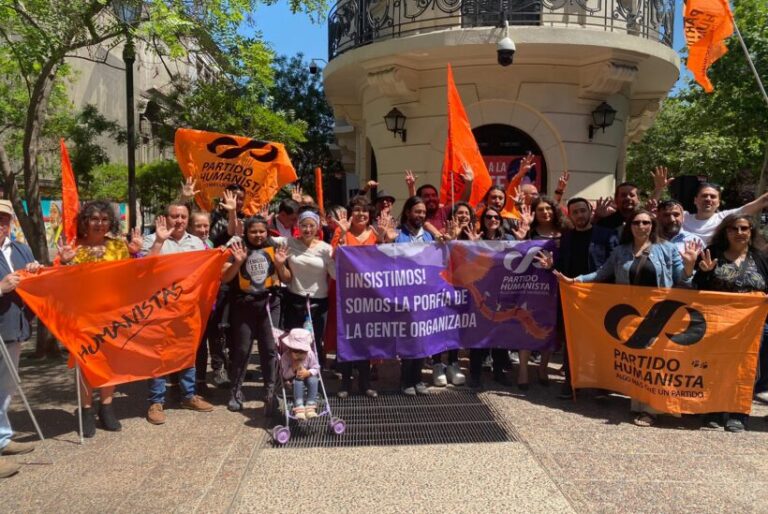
[17,250,228,388]
[60,139,79,244]
[440,64,492,208]
[560,281,768,415]
[684,0,734,93]
[174,128,298,215]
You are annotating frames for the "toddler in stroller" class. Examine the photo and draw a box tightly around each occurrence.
[280,328,320,420]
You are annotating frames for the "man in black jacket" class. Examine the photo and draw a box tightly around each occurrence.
[0,200,41,478]
[556,198,619,398]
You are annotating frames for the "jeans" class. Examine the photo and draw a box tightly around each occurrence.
[293,375,319,407]
[0,342,22,450]
[149,367,195,404]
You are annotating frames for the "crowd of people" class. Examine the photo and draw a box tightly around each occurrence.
[1,163,768,479]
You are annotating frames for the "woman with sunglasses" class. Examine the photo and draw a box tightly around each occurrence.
[466,207,515,388]
[694,214,768,432]
[556,209,699,426]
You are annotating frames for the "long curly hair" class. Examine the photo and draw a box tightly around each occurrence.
[530,196,565,233]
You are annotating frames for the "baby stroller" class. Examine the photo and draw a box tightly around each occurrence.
[267,293,345,445]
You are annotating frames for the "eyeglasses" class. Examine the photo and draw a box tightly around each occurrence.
[631,220,652,226]
[726,225,751,233]
[88,217,111,225]
[484,215,501,220]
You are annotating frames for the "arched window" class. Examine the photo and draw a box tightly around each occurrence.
[472,124,547,193]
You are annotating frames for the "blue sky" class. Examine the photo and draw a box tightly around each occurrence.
[252,2,689,93]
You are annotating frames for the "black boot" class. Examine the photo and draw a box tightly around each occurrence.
[227,387,243,412]
[98,402,122,432]
[80,407,96,438]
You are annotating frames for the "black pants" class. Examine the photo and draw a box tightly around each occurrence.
[339,360,371,392]
[431,350,459,364]
[206,284,232,372]
[229,294,279,399]
[283,291,328,366]
[469,348,510,380]
[400,358,424,388]
[195,313,218,382]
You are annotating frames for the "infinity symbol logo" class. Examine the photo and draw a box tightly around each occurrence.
[206,136,279,162]
[604,300,706,349]
[503,247,543,273]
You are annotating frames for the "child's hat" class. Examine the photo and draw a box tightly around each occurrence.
[282,328,312,353]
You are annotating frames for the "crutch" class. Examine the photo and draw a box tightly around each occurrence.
[0,335,52,463]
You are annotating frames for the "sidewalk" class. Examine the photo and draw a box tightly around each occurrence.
[1,344,767,513]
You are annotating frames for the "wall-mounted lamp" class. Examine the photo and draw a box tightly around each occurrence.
[309,58,328,75]
[588,101,617,140]
[383,107,407,142]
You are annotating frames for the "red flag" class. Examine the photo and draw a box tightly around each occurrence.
[315,167,325,217]
[440,64,492,208]
[16,249,228,388]
[684,0,734,93]
[60,139,79,244]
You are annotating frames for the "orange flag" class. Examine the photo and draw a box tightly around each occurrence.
[16,249,228,388]
[175,128,298,215]
[60,139,79,244]
[560,281,768,415]
[684,0,734,93]
[314,167,325,216]
[440,64,492,208]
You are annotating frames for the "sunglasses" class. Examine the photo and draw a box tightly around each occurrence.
[631,220,652,226]
[484,215,501,220]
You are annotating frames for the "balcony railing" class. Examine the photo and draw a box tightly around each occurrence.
[328,0,674,59]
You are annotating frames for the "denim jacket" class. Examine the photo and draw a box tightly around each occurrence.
[577,241,692,287]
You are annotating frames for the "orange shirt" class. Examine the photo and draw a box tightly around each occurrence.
[331,227,378,248]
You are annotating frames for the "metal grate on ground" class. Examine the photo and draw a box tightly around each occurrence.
[268,389,519,449]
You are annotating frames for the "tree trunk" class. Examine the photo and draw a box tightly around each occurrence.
[757,136,768,196]
[20,57,61,264]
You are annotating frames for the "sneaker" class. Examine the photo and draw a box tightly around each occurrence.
[212,368,231,389]
[293,406,306,420]
[725,418,745,433]
[227,392,243,412]
[80,407,97,437]
[0,459,20,478]
[754,391,768,404]
[365,389,378,398]
[702,414,723,429]
[482,355,493,370]
[147,403,166,425]
[401,386,417,396]
[337,390,349,399]
[305,405,318,419]
[432,363,447,387]
[529,352,542,365]
[415,382,429,395]
[97,402,122,432]
[446,362,466,385]
[508,351,520,365]
[182,395,214,412]
[0,441,35,456]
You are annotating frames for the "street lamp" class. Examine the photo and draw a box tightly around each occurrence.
[383,108,407,142]
[112,0,142,230]
[588,101,617,141]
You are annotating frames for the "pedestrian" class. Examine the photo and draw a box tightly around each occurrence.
[556,209,699,426]
[220,218,280,412]
[0,199,42,478]
[142,203,214,424]
[57,200,143,436]
[693,214,768,432]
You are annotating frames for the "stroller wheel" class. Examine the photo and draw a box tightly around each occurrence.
[272,425,291,445]
[329,417,346,435]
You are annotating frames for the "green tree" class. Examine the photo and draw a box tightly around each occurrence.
[88,163,128,201]
[136,159,180,217]
[627,0,767,196]
[0,0,326,263]
[270,53,343,200]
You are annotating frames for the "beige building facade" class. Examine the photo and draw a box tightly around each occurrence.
[323,0,679,202]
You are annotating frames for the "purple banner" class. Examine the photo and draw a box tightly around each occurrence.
[336,240,558,361]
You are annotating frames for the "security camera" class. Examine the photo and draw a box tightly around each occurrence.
[497,37,516,67]
[309,60,319,75]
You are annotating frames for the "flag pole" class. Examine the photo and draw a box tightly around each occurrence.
[730,16,768,107]
[75,364,84,445]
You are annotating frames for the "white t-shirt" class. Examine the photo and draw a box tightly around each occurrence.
[275,237,336,298]
[682,207,744,245]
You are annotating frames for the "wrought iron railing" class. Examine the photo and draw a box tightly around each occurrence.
[328,0,674,59]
